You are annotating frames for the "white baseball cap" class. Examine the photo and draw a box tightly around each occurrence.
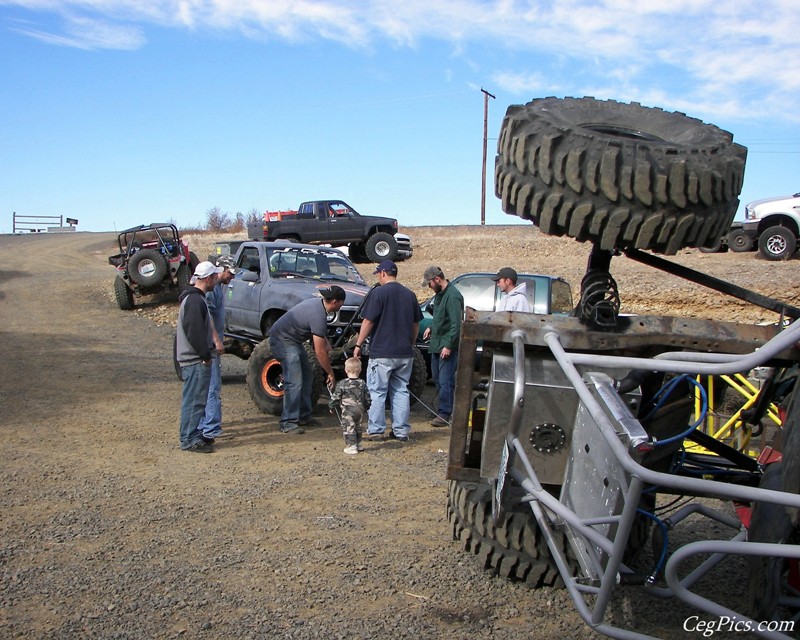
[190,261,224,284]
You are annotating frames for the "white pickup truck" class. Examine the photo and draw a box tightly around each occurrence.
[742,192,800,260]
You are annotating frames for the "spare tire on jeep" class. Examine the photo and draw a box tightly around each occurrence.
[128,249,168,286]
[495,97,747,254]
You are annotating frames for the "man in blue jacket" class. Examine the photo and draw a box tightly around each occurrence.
[175,261,223,453]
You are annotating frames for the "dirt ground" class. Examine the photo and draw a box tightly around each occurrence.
[1,226,798,639]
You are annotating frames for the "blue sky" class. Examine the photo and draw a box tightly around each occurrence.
[1,0,798,234]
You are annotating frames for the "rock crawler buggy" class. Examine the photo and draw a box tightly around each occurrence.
[108,223,199,310]
[447,97,800,638]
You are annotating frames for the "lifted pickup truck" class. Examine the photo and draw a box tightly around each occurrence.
[221,240,425,415]
[247,200,413,263]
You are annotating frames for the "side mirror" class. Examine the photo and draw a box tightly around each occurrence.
[242,270,259,283]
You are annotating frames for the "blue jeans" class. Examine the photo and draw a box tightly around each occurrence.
[180,361,211,449]
[197,354,222,437]
[366,357,413,437]
[270,339,313,430]
[431,350,458,418]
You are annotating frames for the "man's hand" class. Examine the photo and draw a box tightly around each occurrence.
[214,337,224,355]
[422,327,431,340]
[440,347,452,359]
[326,372,335,389]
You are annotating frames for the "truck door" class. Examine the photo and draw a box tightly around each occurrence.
[298,202,331,243]
[325,201,361,244]
[225,245,265,337]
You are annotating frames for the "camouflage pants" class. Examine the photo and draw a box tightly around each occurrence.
[340,406,364,446]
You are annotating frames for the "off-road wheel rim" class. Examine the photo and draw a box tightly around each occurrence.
[260,359,284,397]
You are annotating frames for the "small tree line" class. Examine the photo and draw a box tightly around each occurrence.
[204,207,262,233]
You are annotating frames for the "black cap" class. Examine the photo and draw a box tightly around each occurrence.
[320,285,346,301]
[491,267,518,283]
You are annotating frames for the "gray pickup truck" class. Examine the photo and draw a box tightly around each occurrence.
[221,240,425,415]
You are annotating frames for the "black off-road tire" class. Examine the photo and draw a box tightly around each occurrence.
[365,232,398,262]
[348,242,369,263]
[698,239,726,254]
[728,229,755,252]
[495,97,747,255]
[747,381,800,621]
[408,347,427,406]
[113,275,134,310]
[747,462,798,622]
[246,339,325,416]
[176,264,191,291]
[447,480,571,588]
[758,225,797,261]
[128,249,168,286]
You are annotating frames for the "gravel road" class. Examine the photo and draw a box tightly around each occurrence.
[2,228,795,639]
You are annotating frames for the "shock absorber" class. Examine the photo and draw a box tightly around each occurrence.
[578,245,621,328]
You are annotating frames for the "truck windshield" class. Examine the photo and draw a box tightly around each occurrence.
[267,247,366,285]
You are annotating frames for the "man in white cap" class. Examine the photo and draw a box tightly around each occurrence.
[197,255,238,442]
[175,261,223,453]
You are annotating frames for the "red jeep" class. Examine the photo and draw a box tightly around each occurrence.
[108,223,198,310]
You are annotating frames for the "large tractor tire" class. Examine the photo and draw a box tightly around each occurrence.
[758,225,797,261]
[113,275,134,310]
[365,232,398,262]
[447,480,571,588]
[246,340,324,416]
[128,249,168,286]
[495,97,747,255]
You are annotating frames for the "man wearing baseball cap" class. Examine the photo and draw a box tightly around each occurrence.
[196,256,238,443]
[175,261,223,453]
[492,267,531,313]
[421,265,464,427]
[353,260,422,442]
[268,286,346,434]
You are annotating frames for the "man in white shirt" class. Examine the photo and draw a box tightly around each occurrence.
[492,267,532,313]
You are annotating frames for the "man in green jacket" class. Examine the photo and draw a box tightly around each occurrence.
[421,266,464,427]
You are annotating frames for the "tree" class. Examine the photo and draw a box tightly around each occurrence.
[246,208,262,227]
[206,206,231,232]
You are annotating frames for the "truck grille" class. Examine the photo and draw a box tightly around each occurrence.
[336,308,361,326]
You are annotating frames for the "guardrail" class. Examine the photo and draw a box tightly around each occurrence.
[12,213,78,233]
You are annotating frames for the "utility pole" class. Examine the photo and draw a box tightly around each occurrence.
[480,87,496,225]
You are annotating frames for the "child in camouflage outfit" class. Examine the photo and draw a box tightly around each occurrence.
[328,357,371,455]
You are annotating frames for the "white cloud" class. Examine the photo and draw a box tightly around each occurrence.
[11,14,145,49]
[2,0,799,120]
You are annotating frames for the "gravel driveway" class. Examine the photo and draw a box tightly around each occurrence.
[1,229,792,639]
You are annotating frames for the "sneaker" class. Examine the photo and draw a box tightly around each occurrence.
[389,431,409,442]
[430,415,450,427]
[356,443,364,452]
[184,441,214,453]
[363,432,385,441]
[298,417,320,426]
[280,424,305,434]
[343,445,359,455]
[200,435,216,445]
